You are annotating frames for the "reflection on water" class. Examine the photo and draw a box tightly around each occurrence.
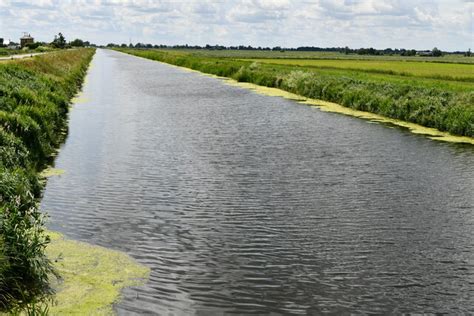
[41,50,474,314]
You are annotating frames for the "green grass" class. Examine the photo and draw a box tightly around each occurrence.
[0,48,95,311]
[117,48,474,137]
[0,47,56,57]
[295,66,474,93]
[167,49,474,64]
[242,58,474,82]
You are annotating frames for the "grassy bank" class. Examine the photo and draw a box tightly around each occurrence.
[0,48,95,310]
[117,49,474,138]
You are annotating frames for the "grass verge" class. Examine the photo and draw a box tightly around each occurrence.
[0,49,95,311]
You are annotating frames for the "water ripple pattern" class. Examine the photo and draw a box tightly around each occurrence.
[41,49,474,315]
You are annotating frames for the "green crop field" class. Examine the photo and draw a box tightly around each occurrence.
[170,49,474,64]
[239,58,474,82]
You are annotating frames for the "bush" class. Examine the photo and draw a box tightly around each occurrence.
[26,43,41,50]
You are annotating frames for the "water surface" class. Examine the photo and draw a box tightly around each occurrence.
[41,49,474,314]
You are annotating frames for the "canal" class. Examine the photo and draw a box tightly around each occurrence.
[41,49,474,314]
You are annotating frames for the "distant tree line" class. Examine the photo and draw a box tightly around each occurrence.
[4,35,468,56]
[50,33,95,49]
[104,42,472,57]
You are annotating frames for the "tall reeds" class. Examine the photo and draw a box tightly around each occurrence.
[0,49,95,310]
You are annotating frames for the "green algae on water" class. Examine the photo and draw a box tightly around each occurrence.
[40,168,65,178]
[71,95,90,104]
[70,66,91,106]
[45,231,149,315]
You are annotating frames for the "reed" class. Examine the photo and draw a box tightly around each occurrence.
[0,48,95,311]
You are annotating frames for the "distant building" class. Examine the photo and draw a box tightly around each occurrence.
[20,33,34,48]
[0,38,3,46]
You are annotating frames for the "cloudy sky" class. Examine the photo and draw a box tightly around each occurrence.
[0,0,472,51]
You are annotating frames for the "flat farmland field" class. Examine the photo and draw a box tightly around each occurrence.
[179,49,473,64]
[240,58,474,82]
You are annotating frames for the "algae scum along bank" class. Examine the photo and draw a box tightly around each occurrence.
[45,231,148,315]
[0,49,148,313]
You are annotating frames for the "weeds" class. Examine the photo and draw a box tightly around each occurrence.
[0,49,94,312]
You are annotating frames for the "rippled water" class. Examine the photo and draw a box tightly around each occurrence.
[41,49,474,314]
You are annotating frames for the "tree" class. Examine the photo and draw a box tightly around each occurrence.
[51,32,66,48]
[70,38,84,47]
[465,49,471,57]
[432,47,443,57]
[26,42,41,49]
[401,49,416,56]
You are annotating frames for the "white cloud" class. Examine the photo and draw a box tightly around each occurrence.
[0,0,470,50]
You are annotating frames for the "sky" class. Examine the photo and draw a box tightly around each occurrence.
[0,0,472,51]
